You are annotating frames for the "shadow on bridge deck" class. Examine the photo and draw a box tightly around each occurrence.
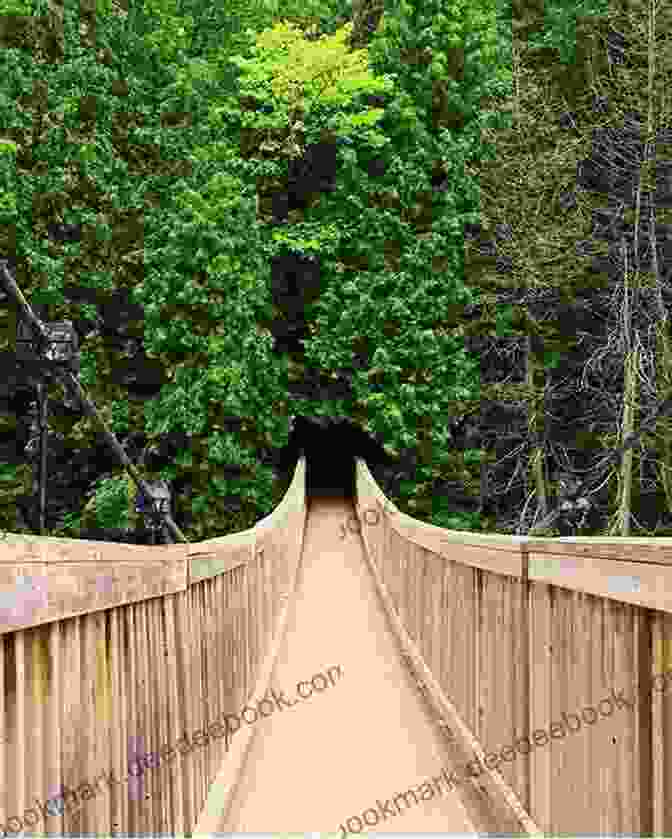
[196,497,508,834]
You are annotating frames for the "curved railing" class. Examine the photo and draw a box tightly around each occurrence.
[4,451,672,836]
[353,456,672,836]
[0,456,307,837]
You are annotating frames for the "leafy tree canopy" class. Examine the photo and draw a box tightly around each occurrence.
[213,19,396,158]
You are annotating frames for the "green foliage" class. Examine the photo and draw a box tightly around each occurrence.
[274,0,511,520]
[52,509,85,537]
[91,475,131,530]
[78,350,98,388]
[433,509,484,531]
[110,399,130,433]
[526,0,611,63]
[0,463,17,483]
[496,304,516,335]
[78,302,97,320]
[0,0,517,538]
[463,448,485,465]
[140,0,194,63]
[0,0,31,13]
[0,139,18,222]
[227,19,395,155]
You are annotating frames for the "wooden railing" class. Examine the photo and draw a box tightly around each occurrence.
[354,456,672,836]
[0,457,307,838]
[5,451,672,836]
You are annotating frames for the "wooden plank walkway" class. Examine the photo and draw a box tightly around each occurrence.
[200,497,504,835]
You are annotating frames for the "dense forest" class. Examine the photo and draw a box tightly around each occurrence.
[0,0,670,542]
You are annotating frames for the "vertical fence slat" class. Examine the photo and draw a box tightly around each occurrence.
[127,605,139,833]
[5,635,16,833]
[166,592,185,834]
[529,581,551,830]
[468,565,478,734]
[255,548,263,688]
[515,574,530,813]
[181,585,195,831]
[237,565,245,710]
[207,577,214,799]
[243,565,251,705]
[0,635,5,832]
[109,607,123,836]
[208,577,220,786]
[140,601,154,832]
[156,594,171,833]
[204,580,211,808]
[15,632,26,832]
[653,617,672,834]
[635,607,653,835]
[28,630,44,837]
[154,597,166,830]
[147,598,162,831]
[259,545,267,676]
[180,587,192,833]
[46,622,62,838]
[81,616,94,836]
[222,572,234,752]
[155,596,170,834]
[198,583,207,819]
[214,572,225,768]
[93,613,108,835]
[195,582,205,816]
[64,618,84,834]
[237,562,244,706]
[121,604,131,832]
[142,601,155,830]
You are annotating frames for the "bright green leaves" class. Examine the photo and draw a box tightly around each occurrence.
[270,220,342,258]
[206,360,246,389]
[0,139,18,155]
[77,142,98,165]
[227,19,396,156]
[87,474,131,531]
[175,171,248,226]
[110,399,131,433]
[143,369,210,436]
[140,0,194,62]
[0,0,31,12]
[327,106,389,148]
[0,138,18,221]
[207,430,256,467]
[0,0,515,540]
[335,108,385,128]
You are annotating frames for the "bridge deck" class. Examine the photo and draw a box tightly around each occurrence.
[205,498,502,834]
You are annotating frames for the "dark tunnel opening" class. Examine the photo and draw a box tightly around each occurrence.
[279,415,395,502]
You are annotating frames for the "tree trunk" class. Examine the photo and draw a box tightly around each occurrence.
[525,336,549,528]
[608,346,639,536]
